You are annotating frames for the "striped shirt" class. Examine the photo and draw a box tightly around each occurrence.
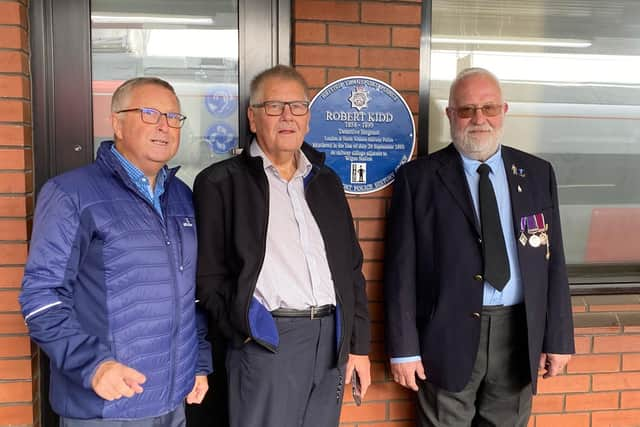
[110,144,167,218]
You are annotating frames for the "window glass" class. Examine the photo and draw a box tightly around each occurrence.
[91,0,239,186]
[429,0,640,265]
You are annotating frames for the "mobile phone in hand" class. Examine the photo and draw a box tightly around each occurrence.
[351,371,362,406]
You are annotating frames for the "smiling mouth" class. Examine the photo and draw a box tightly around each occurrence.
[151,138,169,144]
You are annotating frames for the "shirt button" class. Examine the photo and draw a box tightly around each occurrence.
[179,266,184,271]
[473,274,483,281]
[166,241,171,245]
[478,238,482,244]
[471,312,481,319]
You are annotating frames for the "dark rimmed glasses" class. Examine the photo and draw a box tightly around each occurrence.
[251,100,310,116]
[450,104,504,119]
[116,107,187,128]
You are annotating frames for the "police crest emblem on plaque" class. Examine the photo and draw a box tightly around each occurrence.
[348,86,370,111]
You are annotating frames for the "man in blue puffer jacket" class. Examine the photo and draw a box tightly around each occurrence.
[19,77,212,426]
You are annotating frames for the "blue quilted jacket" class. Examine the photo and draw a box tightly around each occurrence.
[19,141,212,419]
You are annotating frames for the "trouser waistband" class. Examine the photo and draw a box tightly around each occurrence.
[271,304,335,319]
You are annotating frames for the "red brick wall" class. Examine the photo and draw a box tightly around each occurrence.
[0,0,35,425]
[530,296,640,427]
[293,1,421,424]
[292,1,640,427]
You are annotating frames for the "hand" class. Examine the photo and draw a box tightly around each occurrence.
[390,360,426,391]
[345,354,371,399]
[539,353,572,379]
[91,360,146,401]
[186,375,209,404]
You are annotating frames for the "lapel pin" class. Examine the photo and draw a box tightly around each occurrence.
[511,164,526,177]
[517,185,522,193]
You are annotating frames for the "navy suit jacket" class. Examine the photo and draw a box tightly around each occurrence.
[384,143,575,393]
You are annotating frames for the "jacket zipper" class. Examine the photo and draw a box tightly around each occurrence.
[115,166,181,407]
[158,180,180,406]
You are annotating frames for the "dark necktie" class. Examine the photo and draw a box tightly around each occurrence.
[477,163,510,291]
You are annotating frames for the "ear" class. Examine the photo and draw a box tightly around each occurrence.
[445,106,454,122]
[503,102,509,114]
[111,112,124,140]
[247,107,257,133]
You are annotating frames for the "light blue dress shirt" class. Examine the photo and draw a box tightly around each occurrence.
[111,144,167,218]
[459,147,523,307]
[390,146,524,365]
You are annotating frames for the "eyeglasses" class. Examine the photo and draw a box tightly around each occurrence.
[251,100,310,116]
[116,107,187,128]
[451,104,503,119]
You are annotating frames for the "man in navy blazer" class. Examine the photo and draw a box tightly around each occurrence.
[384,67,574,426]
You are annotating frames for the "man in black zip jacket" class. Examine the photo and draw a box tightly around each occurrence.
[193,65,371,427]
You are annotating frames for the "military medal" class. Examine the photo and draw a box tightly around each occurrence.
[523,213,549,253]
[529,234,541,247]
[540,224,550,259]
[539,231,548,246]
[519,218,528,246]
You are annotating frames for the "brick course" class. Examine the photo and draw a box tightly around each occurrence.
[0,1,34,425]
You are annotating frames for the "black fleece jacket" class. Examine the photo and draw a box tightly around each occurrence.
[193,142,370,365]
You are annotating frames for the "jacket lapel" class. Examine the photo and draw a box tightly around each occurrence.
[501,147,534,237]
[436,144,480,236]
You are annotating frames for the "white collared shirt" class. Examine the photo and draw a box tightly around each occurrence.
[250,141,336,310]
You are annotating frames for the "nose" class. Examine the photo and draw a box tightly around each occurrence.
[470,107,486,124]
[280,103,294,119]
[157,114,171,131]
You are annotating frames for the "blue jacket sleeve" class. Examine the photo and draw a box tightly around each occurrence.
[195,304,213,374]
[19,180,114,390]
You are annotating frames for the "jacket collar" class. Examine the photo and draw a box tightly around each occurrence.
[435,143,480,235]
[501,146,535,236]
[242,139,326,169]
[434,143,537,238]
[96,140,179,191]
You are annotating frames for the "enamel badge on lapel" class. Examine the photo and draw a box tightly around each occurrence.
[511,164,526,177]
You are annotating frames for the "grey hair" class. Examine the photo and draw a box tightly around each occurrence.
[249,65,310,104]
[448,67,502,106]
[111,77,179,112]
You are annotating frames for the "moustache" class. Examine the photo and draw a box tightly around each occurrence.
[465,125,493,133]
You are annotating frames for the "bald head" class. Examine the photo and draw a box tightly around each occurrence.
[448,67,503,107]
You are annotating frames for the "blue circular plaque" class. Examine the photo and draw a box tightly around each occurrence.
[307,77,415,194]
[205,84,238,118]
[205,123,238,154]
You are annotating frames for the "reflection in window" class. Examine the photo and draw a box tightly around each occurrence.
[429,0,640,265]
[91,0,239,186]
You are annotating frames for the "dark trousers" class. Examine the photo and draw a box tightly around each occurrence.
[226,314,343,427]
[60,405,185,427]
[417,304,532,427]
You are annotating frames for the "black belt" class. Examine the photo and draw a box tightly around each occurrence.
[271,304,335,319]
